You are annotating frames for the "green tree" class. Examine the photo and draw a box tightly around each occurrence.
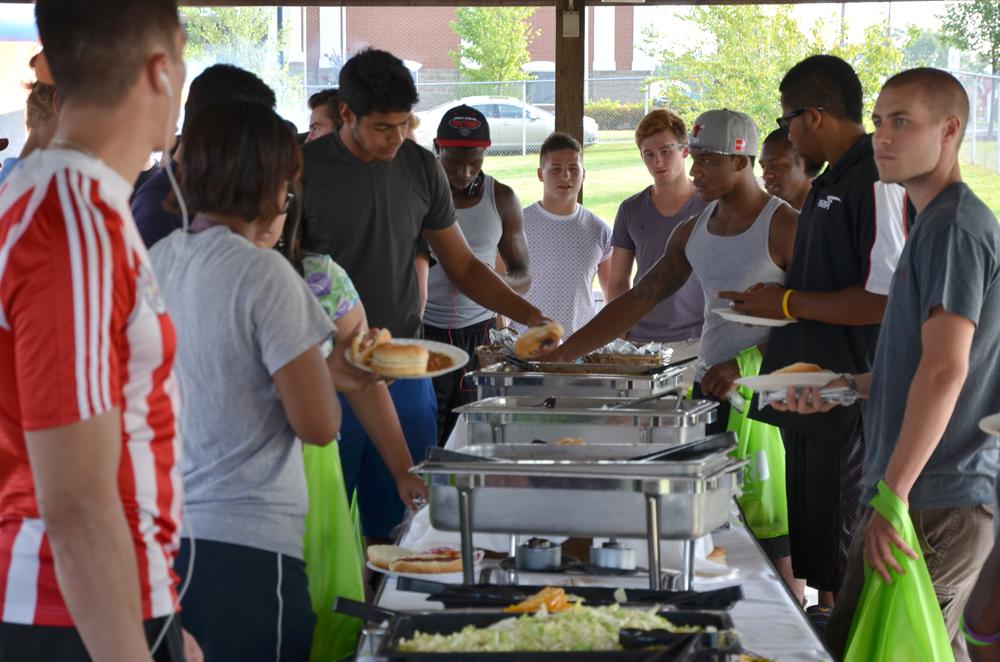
[643,6,904,135]
[900,27,949,69]
[450,8,539,83]
[940,0,1000,74]
[180,8,302,114]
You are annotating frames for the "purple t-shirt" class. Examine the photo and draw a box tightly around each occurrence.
[611,187,707,342]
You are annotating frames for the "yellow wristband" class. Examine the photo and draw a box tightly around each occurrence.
[781,289,796,320]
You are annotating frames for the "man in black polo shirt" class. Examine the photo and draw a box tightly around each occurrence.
[720,55,910,613]
[301,49,547,542]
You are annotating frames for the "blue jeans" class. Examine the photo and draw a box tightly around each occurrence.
[337,378,437,539]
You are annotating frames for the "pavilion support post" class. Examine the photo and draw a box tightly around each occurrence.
[554,0,586,201]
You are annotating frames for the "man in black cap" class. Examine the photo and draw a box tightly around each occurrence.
[422,104,531,444]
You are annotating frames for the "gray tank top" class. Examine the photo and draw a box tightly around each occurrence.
[424,175,503,328]
[685,195,788,381]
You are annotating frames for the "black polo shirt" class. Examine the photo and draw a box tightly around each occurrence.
[301,132,455,337]
[751,135,912,441]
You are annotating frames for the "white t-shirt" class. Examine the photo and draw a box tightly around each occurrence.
[516,202,612,335]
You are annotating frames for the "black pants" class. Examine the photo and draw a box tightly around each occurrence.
[175,538,315,662]
[0,615,184,661]
[423,319,494,446]
[783,420,865,593]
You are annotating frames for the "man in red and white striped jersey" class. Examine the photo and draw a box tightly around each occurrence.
[0,2,199,661]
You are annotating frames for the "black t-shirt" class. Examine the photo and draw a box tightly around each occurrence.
[752,135,912,440]
[301,132,456,337]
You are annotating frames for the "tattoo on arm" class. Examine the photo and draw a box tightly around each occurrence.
[630,220,694,305]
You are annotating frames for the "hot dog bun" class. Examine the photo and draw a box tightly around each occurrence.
[367,545,465,574]
[367,544,415,570]
[772,362,822,375]
[514,321,564,358]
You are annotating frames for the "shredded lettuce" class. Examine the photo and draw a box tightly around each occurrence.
[396,604,704,653]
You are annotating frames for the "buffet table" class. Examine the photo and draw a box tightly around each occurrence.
[356,522,831,661]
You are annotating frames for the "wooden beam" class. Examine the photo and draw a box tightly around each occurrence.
[555,0,585,145]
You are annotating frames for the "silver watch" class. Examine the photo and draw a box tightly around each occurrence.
[840,372,859,394]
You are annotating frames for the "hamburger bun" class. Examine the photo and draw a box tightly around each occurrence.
[772,362,822,375]
[514,321,565,358]
[370,343,429,377]
[351,328,392,365]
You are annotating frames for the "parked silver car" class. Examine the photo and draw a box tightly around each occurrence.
[415,96,599,152]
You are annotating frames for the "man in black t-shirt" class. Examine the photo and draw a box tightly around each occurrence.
[301,49,547,541]
[719,55,910,612]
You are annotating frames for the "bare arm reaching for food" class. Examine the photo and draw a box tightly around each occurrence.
[544,217,698,362]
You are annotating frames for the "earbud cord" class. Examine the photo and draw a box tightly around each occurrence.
[149,72,195,658]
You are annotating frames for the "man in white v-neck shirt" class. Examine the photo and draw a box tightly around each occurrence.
[516,132,611,336]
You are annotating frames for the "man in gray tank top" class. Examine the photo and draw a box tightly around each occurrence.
[422,105,532,444]
[546,109,802,599]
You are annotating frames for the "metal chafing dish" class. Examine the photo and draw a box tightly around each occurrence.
[472,361,690,400]
[414,433,744,591]
[454,395,718,446]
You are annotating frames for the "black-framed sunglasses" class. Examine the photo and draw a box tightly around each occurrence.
[281,191,295,214]
[776,106,824,129]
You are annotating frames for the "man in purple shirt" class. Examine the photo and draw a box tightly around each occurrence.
[608,109,707,342]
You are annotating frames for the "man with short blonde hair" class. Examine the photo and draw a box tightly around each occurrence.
[608,109,706,343]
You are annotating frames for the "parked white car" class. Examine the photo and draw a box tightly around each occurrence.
[414,96,599,152]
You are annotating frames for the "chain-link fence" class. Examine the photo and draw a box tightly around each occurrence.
[949,69,1000,175]
[398,76,654,156]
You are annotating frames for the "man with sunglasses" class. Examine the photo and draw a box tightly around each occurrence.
[719,54,911,618]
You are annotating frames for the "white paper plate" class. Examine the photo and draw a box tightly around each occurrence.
[736,372,839,392]
[348,339,470,380]
[712,307,796,328]
[979,413,1000,436]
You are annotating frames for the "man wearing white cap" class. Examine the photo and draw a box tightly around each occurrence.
[545,108,801,595]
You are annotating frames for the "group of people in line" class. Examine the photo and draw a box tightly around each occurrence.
[0,2,998,662]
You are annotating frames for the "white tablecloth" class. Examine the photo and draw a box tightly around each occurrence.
[359,523,831,661]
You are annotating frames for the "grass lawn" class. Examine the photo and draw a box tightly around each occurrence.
[485,140,1000,223]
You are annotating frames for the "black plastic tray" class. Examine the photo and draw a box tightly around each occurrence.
[334,598,740,661]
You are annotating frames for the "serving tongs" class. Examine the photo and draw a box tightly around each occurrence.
[610,387,685,410]
[501,353,537,371]
[628,434,735,463]
[641,354,699,375]
[423,447,512,463]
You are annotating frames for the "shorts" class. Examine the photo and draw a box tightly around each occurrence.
[175,538,314,662]
[423,318,494,445]
[825,503,995,660]
[783,421,865,593]
[0,614,184,661]
[338,377,437,539]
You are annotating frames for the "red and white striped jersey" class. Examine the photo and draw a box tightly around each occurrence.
[0,150,182,626]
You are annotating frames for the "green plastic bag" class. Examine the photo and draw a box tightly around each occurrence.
[302,441,366,662]
[843,480,954,662]
[727,346,789,541]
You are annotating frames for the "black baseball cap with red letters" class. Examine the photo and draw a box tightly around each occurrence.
[435,104,491,148]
